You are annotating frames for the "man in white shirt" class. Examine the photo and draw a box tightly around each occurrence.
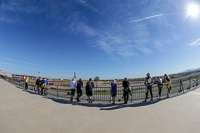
[70,78,76,101]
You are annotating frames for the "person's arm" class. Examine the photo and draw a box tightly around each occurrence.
[92,82,94,88]
[144,78,147,85]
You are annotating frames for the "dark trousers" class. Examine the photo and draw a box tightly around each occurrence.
[123,90,129,102]
[146,86,153,99]
[25,82,28,90]
[158,87,162,96]
[41,88,44,95]
[77,89,82,98]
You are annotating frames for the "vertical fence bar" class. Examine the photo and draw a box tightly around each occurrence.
[196,75,198,86]
[57,85,58,98]
[189,76,191,89]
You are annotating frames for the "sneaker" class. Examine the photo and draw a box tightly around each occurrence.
[150,98,153,101]
[90,99,93,104]
[143,99,147,102]
[76,98,79,102]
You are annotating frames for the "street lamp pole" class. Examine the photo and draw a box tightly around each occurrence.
[38,72,40,77]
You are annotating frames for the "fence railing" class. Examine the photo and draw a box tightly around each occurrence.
[0,74,199,101]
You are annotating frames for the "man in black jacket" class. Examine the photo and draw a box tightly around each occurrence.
[123,78,130,104]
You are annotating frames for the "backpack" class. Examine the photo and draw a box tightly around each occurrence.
[86,81,92,90]
[157,78,162,85]
[147,77,152,84]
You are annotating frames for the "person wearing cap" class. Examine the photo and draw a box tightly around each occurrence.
[144,73,153,102]
[163,74,172,98]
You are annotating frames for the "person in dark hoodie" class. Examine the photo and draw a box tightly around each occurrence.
[76,78,83,102]
[123,78,131,104]
[86,78,94,104]
[144,73,153,102]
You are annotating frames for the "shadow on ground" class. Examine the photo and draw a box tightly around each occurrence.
[17,85,199,111]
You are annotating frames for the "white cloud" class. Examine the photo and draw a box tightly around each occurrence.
[78,0,102,15]
[189,38,200,47]
[129,14,164,23]
[0,57,42,67]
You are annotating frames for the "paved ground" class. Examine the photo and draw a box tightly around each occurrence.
[1,78,200,133]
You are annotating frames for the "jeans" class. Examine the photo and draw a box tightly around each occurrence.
[146,86,153,99]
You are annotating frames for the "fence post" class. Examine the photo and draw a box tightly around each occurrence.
[189,76,191,89]
[57,85,58,98]
[34,85,36,93]
[196,75,198,86]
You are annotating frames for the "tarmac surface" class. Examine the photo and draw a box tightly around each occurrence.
[1,78,200,133]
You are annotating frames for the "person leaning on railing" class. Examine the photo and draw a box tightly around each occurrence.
[123,78,131,104]
[40,78,45,95]
[70,78,76,101]
[163,74,172,98]
[111,80,117,104]
[86,78,94,104]
[154,77,163,100]
[25,76,29,90]
[36,77,41,94]
[76,78,83,102]
[43,78,49,96]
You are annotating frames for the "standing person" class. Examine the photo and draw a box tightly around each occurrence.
[76,78,83,102]
[43,78,49,96]
[111,80,117,104]
[36,77,41,94]
[123,78,130,104]
[41,78,45,95]
[25,76,29,90]
[86,78,94,104]
[70,78,76,101]
[154,77,163,100]
[163,74,172,98]
[144,73,153,102]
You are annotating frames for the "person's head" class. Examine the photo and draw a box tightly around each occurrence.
[146,73,150,77]
[39,77,41,79]
[79,78,82,82]
[43,78,45,80]
[157,76,160,79]
[46,78,49,80]
[72,78,74,81]
[113,79,116,83]
[164,74,167,77]
[124,78,127,81]
[89,78,92,81]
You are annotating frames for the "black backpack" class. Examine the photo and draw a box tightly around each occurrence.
[36,79,40,85]
[86,81,92,90]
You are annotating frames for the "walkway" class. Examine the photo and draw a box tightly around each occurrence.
[0,79,200,133]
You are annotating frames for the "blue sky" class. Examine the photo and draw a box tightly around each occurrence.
[0,0,200,79]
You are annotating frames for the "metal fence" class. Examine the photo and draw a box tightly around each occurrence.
[0,74,200,102]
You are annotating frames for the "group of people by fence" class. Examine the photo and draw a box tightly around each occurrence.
[23,73,172,104]
[67,73,172,104]
[25,77,49,96]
